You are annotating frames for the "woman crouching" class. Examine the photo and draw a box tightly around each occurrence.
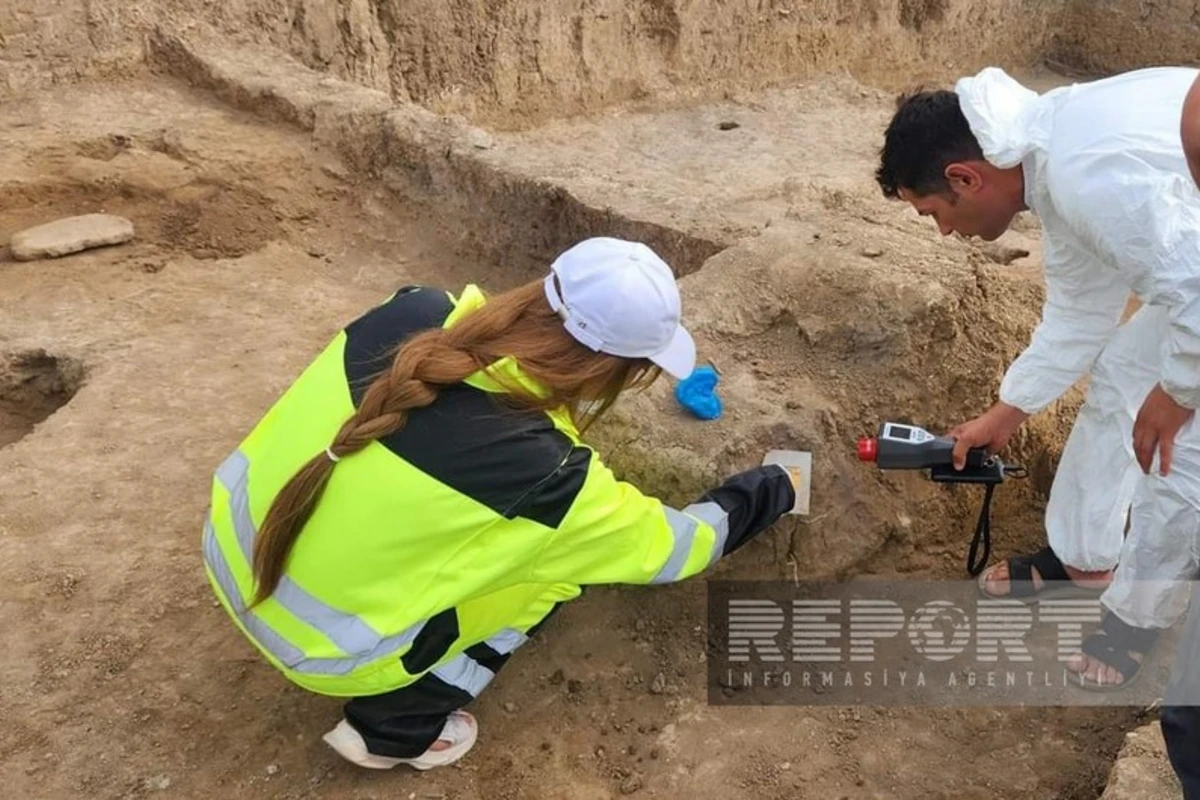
[202,237,796,770]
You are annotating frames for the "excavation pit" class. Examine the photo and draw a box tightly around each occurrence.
[0,350,84,449]
[0,1,1191,798]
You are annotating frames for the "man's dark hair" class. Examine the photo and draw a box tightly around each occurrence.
[875,89,984,199]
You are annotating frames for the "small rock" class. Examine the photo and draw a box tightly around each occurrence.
[146,775,171,790]
[503,701,517,713]
[717,121,740,131]
[467,128,495,150]
[307,247,325,259]
[548,669,565,686]
[321,162,350,180]
[620,774,644,794]
[595,745,606,758]
[567,679,583,694]
[649,673,668,695]
[649,747,660,760]
[978,241,1030,265]
[540,741,552,751]
[266,764,279,776]
[861,246,884,258]
[10,214,135,261]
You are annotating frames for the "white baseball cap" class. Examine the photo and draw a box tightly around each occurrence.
[543,237,697,379]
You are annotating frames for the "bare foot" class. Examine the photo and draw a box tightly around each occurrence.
[979,560,1042,597]
[1066,639,1141,687]
[980,561,1113,598]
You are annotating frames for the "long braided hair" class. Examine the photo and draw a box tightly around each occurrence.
[249,279,660,605]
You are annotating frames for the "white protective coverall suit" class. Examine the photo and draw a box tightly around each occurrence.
[954,66,1200,630]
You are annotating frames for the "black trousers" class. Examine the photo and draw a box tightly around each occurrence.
[342,601,565,759]
[1162,583,1200,800]
[1163,706,1200,800]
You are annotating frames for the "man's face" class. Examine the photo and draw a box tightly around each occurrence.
[899,188,1011,242]
[898,165,1016,242]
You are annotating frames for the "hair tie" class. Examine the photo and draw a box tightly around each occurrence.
[325,446,341,463]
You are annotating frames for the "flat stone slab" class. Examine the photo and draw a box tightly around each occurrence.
[9,214,135,261]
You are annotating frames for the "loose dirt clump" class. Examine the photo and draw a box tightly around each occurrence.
[155,182,281,260]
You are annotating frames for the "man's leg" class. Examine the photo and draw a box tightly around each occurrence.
[1066,457,1200,685]
[982,308,1163,596]
[1163,707,1200,800]
[1163,582,1200,799]
[1065,349,1200,686]
[1045,306,1166,574]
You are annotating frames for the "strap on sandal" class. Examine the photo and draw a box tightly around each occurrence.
[1005,546,1071,598]
[1079,613,1160,681]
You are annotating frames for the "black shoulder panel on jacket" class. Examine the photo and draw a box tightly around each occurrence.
[341,285,589,529]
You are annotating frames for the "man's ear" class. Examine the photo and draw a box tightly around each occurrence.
[944,163,983,195]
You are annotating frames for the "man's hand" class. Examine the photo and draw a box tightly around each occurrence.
[948,402,1030,470]
[1133,384,1195,476]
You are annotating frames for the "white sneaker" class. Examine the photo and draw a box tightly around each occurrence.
[321,711,478,771]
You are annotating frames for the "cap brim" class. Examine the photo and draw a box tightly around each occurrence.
[650,324,697,380]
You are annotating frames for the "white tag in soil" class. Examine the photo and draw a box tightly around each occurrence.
[762,450,812,516]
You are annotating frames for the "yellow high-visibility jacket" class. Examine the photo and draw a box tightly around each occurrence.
[202,284,794,697]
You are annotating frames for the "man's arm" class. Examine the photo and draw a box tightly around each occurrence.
[997,232,1131,416]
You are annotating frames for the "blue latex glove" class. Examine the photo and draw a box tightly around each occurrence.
[675,365,723,420]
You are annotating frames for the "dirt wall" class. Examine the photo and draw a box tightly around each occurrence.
[4,0,1067,125]
[1053,0,1200,74]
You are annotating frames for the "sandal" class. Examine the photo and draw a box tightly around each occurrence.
[1070,613,1160,693]
[976,545,1106,603]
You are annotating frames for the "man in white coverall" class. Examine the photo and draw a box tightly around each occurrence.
[874,68,1200,699]
[1159,70,1200,800]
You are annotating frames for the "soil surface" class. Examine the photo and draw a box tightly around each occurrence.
[1,2,1191,799]
[0,71,1158,800]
